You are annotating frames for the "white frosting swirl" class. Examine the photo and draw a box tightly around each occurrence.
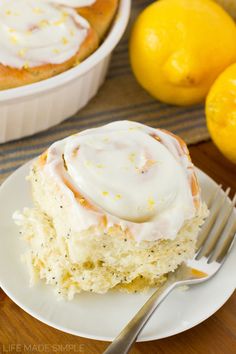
[0,0,90,68]
[43,121,200,241]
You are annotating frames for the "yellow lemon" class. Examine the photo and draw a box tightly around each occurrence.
[206,63,236,163]
[129,0,236,106]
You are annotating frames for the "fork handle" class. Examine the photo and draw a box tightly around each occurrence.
[103,280,176,354]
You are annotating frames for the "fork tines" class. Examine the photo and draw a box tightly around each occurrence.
[196,185,236,264]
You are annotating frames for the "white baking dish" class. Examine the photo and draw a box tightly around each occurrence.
[0,0,131,143]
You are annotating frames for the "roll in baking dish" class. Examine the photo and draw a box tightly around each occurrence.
[0,0,118,90]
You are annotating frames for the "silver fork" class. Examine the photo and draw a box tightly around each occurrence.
[103,185,236,354]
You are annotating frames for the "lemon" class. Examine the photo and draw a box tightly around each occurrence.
[206,63,236,163]
[129,0,236,106]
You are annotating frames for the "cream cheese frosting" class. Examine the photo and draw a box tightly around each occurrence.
[0,0,90,69]
[42,121,200,241]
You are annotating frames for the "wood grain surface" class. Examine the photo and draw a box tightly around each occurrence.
[0,140,236,354]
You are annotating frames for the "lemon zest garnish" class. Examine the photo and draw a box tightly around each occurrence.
[128,153,136,163]
[23,62,29,69]
[53,19,64,26]
[61,37,68,45]
[148,197,155,210]
[10,35,18,44]
[54,11,68,26]
[18,49,26,58]
[96,164,104,169]
[33,7,43,14]
[146,159,156,167]
[53,48,60,54]
[39,19,49,28]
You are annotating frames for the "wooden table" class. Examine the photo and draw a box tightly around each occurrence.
[0,140,235,354]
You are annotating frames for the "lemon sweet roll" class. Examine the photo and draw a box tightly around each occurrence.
[14,121,208,298]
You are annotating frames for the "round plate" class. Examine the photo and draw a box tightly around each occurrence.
[0,163,235,341]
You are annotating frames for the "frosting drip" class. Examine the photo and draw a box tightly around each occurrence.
[43,121,200,241]
[0,0,90,68]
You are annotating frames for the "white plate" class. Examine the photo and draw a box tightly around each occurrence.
[0,163,235,342]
